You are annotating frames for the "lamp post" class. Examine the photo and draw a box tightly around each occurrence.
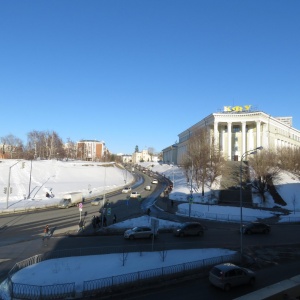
[240,146,263,261]
[6,160,22,208]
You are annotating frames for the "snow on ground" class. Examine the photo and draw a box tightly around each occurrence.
[0,160,300,299]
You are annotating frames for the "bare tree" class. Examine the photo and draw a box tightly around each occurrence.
[277,147,300,176]
[0,134,24,159]
[182,128,224,197]
[248,150,282,203]
[27,130,65,160]
[119,249,129,267]
[65,138,76,160]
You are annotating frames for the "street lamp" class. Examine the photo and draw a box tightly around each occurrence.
[240,146,263,261]
[6,160,22,208]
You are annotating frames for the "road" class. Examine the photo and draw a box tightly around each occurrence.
[0,169,300,299]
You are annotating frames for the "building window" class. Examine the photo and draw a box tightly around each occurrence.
[233,125,241,133]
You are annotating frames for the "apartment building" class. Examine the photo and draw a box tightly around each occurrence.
[76,140,107,161]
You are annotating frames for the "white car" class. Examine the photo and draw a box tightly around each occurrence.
[124,226,157,240]
[152,179,158,184]
[130,191,141,198]
[122,187,132,193]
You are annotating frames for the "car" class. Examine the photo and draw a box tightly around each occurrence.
[151,179,158,184]
[124,226,157,240]
[91,197,103,206]
[174,222,204,237]
[241,222,271,234]
[122,187,132,193]
[145,185,151,191]
[209,263,256,291]
[130,191,141,198]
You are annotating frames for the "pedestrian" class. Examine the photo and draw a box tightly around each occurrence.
[95,215,100,227]
[78,219,85,232]
[42,225,50,241]
[147,208,151,216]
[113,214,117,224]
[103,215,107,227]
[92,216,97,231]
[171,200,174,207]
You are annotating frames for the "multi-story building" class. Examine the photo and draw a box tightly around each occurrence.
[131,149,159,164]
[162,144,178,165]
[121,154,132,164]
[76,140,107,161]
[163,105,300,165]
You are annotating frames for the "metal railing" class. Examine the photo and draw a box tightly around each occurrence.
[177,207,258,222]
[7,246,239,299]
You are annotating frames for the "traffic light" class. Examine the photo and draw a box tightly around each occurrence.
[4,187,7,194]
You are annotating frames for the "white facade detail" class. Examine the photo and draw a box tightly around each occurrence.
[175,110,300,165]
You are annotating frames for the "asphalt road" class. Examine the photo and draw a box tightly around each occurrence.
[1,169,300,299]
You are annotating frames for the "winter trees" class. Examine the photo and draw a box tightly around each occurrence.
[182,128,224,197]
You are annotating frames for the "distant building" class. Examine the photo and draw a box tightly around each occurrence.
[76,140,108,161]
[121,154,132,164]
[163,105,300,165]
[162,144,178,165]
[132,149,158,163]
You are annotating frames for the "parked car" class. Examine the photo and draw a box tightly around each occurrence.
[91,197,103,206]
[122,187,132,193]
[130,191,141,198]
[124,226,157,240]
[145,185,151,191]
[241,222,271,234]
[209,263,256,291]
[151,179,158,184]
[174,222,204,237]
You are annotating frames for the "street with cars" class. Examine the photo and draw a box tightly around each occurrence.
[0,167,300,299]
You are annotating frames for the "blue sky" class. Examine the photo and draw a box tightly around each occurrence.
[1,1,300,154]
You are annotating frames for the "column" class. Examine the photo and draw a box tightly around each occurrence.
[214,121,219,147]
[241,121,246,155]
[227,122,232,161]
[256,121,261,148]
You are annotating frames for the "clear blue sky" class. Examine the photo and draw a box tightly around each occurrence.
[1,0,300,154]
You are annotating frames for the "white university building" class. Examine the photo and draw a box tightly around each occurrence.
[163,105,300,165]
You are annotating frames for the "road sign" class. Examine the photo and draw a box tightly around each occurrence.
[107,207,111,215]
[79,203,83,209]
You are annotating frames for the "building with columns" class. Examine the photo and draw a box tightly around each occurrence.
[164,105,300,165]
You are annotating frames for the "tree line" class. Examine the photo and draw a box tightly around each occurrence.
[0,131,121,162]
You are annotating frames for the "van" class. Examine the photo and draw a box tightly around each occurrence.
[209,263,256,291]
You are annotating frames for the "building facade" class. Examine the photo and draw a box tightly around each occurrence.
[76,140,107,161]
[164,105,300,165]
[131,149,159,164]
[162,144,178,165]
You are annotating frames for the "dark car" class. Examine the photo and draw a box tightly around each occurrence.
[241,222,271,234]
[174,222,204,237]
[209,263,256,291]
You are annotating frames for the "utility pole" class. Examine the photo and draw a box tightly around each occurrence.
[6,160,22,208]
